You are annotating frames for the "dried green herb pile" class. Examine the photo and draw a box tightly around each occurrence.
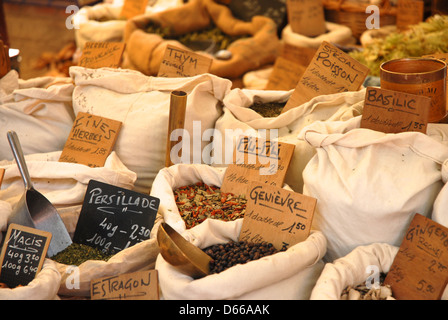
[203,241,282,274]
[51,243,112,266]
[174,182,247,229]
[249,101,286,117]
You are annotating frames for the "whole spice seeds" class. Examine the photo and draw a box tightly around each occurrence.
[249,101,286,118]
[51,243,112,266]
[341,274,395,300]
[203,241,282,274]
[174,182,247,229]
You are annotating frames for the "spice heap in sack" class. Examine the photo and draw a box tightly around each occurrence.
[174,182,246,229]
[340,275,394,300]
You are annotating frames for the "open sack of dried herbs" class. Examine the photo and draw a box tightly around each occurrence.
[122,0,280,79]
[298,116,448,263]
[212,88,365,193]
[0,259,61,300]
[70,66,232,194]
[155,218,326,299]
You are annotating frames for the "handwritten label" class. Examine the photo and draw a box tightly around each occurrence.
[79,42,126,69]
[120,0,149,19]
[0,224,51,288]
[73,180,159,255]
[385,214,448,300]
[0,168,4,187]
[286,0,327,37]
[158,45,212,78]
[361,87,430,133]
[239,182,316,250]
[266,56,306,91]
[0,40,9,78]
[91,270,159,300]
[59,112,122,168]
[396,0,424,31]
[220,136,295,196]
[423,53,448,63]
[280,43,316,67]
[282,41,369,113]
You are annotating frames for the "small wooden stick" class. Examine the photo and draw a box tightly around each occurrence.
[165,90,188,167]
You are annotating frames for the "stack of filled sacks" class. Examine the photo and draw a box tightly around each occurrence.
[122,0,280,79]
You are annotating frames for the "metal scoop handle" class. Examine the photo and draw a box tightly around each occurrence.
[7,131,33,190]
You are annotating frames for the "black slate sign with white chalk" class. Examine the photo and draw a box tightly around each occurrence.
[73,180,159,255]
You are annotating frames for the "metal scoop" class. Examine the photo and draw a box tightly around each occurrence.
[7,131,72,257]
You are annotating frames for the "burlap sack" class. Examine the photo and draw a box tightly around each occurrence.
[212,89,365,193]
[299,117,448,262]
[122,0,280,79]
[0,70,75,159]
[70,66,232,194]
[156,218,326,300]
[0,259,61,300]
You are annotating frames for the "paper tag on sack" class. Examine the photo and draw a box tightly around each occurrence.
[157,45,212,78]
[282,41,369,113]
[266,56,306,91]
[79,42,126,69]
[280,43,316,67]
[385,214,448,300]
[396,0,424,31]
[0,40,9,78]
[286,0,326,37]
[0,168,4,187]
[91,270,159,300]
[220,136,295,196]
[239,182,316,251]
[59,112,122,168]
[0,224,51,289]
[361,87,430,133]
[120,0,149,19]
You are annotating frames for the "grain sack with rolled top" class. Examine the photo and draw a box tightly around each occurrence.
[122,0,280,79]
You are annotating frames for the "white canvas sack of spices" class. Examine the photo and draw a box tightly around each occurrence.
[0,259,61,300]
[71,67,232,194]
[299,117,448,262]
[212,88,365,193]
[155,218,327,300]
[0,70,75,159]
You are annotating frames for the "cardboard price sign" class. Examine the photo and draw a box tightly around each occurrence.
[282,41,369,113]
[79,42,126,69]
[0,168,4,187]
[59,112,122,168]
[385,214,448,300]
[120,0,149,19]
[0,40,11,78]
[73,180,159,255]
[220,136,295,196]
[280,43,316,67]
[396,0,424,31]
[361,87,430,133]
[286,0,326,37]
[158,45,212,78]
[266,56,306,91]
[239,182,316,250]
[0,224,51,288]
[91,270,159,300]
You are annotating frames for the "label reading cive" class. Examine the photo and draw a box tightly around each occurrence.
[73,180,159,255]
[0,224,51,288]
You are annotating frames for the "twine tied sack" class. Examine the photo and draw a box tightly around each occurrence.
[0,70,75,159]
[122,0,280,79]
[212,88,365,193]
[0,259,61,300]
[70,66,232,194]
[299,117,448,262]
[156,218,327,300]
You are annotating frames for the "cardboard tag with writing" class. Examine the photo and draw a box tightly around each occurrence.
[385,214,448,300]
[280,43,316,67]
[79,42,126,69]
[158,45,212,78]
[0,168,4,187]
[0,40,9,78]
[361,87,430,133]
[120,0,149,19]
[423,53,448,63]
[396,0,424,31]
[239,182,316,250]
[91,270,159,300]
[220,136,295,196]
[266,56,306,91]
[59,112,122,168]
[0,224,51,288]
[282,41,369,113]
[286,0,327,37]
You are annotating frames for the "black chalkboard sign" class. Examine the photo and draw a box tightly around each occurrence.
[73,180,159,255]
[0,224,51,288]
